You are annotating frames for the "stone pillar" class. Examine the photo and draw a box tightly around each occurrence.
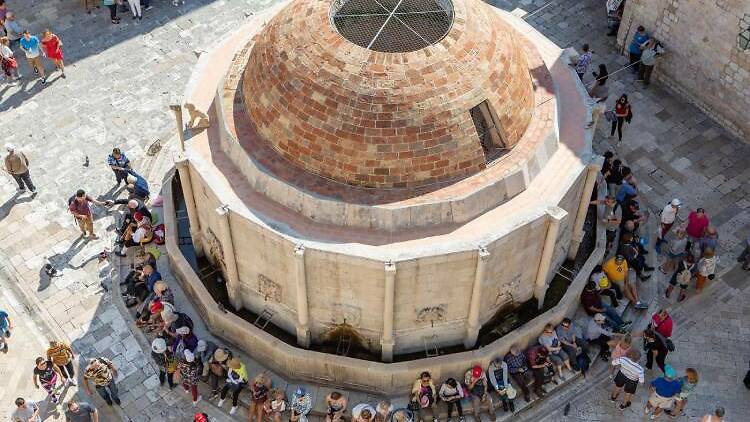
[215,205,242,311]
[169,104,185,152]
[175,158,203,256]
[568,158,603,260]
[534,207,568,309]
[294,244,311,348]
[381,261,397,362]
[464,246,490,349]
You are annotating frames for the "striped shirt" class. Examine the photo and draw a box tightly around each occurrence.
[611,356,645,383]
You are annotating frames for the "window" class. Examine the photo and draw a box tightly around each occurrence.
[469,101,506,162]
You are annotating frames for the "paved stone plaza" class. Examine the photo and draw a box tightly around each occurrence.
[1,0,749,421]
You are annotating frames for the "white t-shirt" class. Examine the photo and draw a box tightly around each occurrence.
[0,45,13,59]
[132,226,149,243]
[661,203,677,225]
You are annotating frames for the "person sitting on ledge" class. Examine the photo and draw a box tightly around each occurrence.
[464,364,496,422]
[504,344,540,402]
[115,212,153,257]
[580,281,630,331]
[526,344,561,389]
[487,358,516,412]
[538,323,574,377]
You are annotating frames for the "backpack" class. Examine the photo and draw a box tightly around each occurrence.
[744,362,750,389]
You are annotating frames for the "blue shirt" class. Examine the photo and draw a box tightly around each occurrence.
[616,182,637,202]
[20,35,41,57]
[147,271,162,292]
[107,153,130,168]
[0,311,9,331]
[629,32,649,55]
[651,377,681,398]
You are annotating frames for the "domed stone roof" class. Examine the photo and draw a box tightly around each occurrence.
[242,0,535,189]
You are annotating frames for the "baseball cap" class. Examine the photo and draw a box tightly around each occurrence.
[151,338,167,354]
[472,365,482,378]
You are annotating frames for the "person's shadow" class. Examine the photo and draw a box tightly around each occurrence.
[0,191,34,222]
[38,236,91,291]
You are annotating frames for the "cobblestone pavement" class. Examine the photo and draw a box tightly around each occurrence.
[0,0,748,421]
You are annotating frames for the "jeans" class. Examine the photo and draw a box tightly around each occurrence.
[95,380,120,404]
[628,52,641,73]
[444,399,463,418]
[468,394,496,421]
[220,383,245,407]
[646,348,667,373]
[602,304,625,326]
[561,338,590,367]
[113,169,128,185]
[159,370,175,388]
[11,171,35,191]
[610,116,625,141]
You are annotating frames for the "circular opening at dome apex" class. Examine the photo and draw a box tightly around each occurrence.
[331,0,454,53]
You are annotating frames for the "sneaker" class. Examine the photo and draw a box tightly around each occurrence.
[619,402,631,410]
[229,406,238,415]
[145,5,153,10]
[41,77,47,84]
[650,414,657,420]
[640,274,651,281]
[113,398,121,406]
[192,396,202,407]
[644,407,650,415]
[105,399,113,406]
[677,292,686,302]
[644,265,655,272]
[610,395,617,402]
[217,399,225,407]
[635,302,649,310]
[665,288,671,298]
[34,67,39,75]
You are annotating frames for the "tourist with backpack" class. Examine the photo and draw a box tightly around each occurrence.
[438,377,465,421]
[83,357,120,406]
[609,349,644,410]
[46,340,76,386]
[68,189,107,239]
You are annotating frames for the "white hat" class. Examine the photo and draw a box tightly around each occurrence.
[5,143,15,152]
[593,313,606,322]
[128,199,138,208]
[196,340,207,353]
[184,349,195,362]
[176,326,191,335]
[126,175,137,184]
[671,198,682,207]
[151,338,167,354]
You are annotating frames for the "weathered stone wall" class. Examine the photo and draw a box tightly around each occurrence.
[185,158,587,355]
[619,0,750,139]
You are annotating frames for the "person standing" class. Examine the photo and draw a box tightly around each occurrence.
[64,400,99,422]
[659,228,687,274]
[151,337,177,389]
[665,255,695,302]
[19,30,46,83]
[46,340,77,386]
[40,29,64,77]
[4,144,36,193]
[69,189,106,239]
[1,36,21,81]
[656,199,681,252]
[649,309,673,339]
[32,357,64,404]
[83,357,121,406]
[127,0,142,20]
[737,233,750,270]
[696,249,718,293]
[666,368,699,417]
[0,308,11,352]
[685,208,710,251]
[3,13,22,47]
[10,398,41,422]
[638,39,664,86]
[643,329,669,374]
[628,26,649,73]
[610,94,631,145]
[644,365,681,420]
[572,43,592,80]
[609,349,644,410]
[101,0,121,24]
[177,350,201,406]
[107,148,131,187]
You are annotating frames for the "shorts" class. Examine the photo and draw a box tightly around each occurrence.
[613,371,638,394]
[548,350,569,366]
[648,392,675,409]
[26,55,43,70]
[668,275,688,289]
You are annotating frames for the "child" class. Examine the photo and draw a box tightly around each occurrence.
[264,389,287,422]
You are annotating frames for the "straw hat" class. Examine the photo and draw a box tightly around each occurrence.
[151,338,167,354]
[228,357,242,370]
[214,348,229,362]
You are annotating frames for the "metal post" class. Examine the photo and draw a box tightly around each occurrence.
[464,246,490,349]
[381,261,397,362]
[294,244,311,348]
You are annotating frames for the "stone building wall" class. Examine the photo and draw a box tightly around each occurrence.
[619,0,750,139]
[184,159,587,355]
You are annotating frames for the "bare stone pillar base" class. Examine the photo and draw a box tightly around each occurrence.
[381,339,395,363]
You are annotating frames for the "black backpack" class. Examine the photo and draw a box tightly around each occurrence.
[744,362,750,389]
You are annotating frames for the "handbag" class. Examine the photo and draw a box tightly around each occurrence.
[625,107,633,123]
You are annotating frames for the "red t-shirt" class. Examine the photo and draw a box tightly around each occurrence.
[651,313,673,338]
[686,212,709,238]
[615,102,629,117]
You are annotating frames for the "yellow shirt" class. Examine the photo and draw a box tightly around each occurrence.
[603,258,628,283]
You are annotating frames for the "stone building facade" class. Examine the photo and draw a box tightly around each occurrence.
[619,0,750,139]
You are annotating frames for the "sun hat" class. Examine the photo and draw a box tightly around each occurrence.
[228,357,242,369]
[151,338,167,354]
[214,348,229,362]
[176,326,191,335]
[594,313,606,322]
[671,198,682,207]
[127,175,137,184]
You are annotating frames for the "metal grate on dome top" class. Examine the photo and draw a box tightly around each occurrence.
[331,0,454,53]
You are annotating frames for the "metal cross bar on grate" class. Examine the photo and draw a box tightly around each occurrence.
[332,0,454,53]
